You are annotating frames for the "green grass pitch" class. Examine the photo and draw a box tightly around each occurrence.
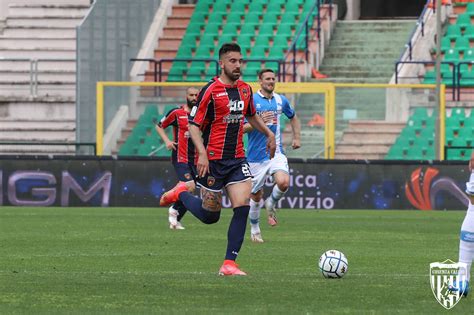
[0,207,472,314]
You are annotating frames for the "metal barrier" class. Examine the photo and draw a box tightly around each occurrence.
[285,0,324,81]
[0,58,75,97]
[397,0,431,63]
[456,61,474,100]
[131,58,286,82]
[395,60,457,99]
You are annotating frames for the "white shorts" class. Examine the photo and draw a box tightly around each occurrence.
[249,153,289,194]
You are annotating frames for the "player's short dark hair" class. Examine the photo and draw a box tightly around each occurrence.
[218,43,241,59]
[258,68,275,79]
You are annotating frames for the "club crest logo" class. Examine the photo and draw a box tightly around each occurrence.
[207,176,215,187]
[242,88,248,99]
[430,259,467,309]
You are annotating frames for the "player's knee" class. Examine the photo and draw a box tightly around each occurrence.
[187,181,196,193]
[251,190,263,202]
[277,180,290,192]
[203,211,220,224]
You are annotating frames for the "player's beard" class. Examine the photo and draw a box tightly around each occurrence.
[187,99,196,109]
[223,66,240,81]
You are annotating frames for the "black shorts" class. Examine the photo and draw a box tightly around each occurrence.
[196,158,252,192]
[173,162,197,182]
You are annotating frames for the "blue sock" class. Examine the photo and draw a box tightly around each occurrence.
[179,191,220,224]
[173,200,187,222]
[225,205,250,261]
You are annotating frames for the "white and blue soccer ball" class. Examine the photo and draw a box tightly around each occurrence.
[318,250,348,278]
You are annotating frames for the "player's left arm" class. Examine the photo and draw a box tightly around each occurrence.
[289,114,301,150]
[470,150,474,172]
[245,88,276,158]
[283,96,301,150]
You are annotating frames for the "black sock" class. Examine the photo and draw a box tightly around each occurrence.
[179,192,220,224]
[173,200,187,222]
[225,205,250,261]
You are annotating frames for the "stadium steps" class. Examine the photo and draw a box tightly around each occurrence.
[318,20,415,82]
[335,121,405,159]
[299,20,415,159]
[0,119,76,155]
[151,4,194,79]
[0,1,91,154]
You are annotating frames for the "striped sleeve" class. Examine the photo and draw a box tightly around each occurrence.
[190,82,214,127]
[158,108,178,129]
[245,86,256,117]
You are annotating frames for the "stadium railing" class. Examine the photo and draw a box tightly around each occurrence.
[131,58,286,83]
[395,61,457,99]
[456,61,474,100]
[0,58,76,97]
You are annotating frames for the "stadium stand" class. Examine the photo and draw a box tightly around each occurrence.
[121,0,325,157]
[0,0,91,154]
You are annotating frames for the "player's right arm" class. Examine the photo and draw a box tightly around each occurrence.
[188,124,209,178]
[470,150,474,172]
[155,108,178,150]
[189,82,214,178]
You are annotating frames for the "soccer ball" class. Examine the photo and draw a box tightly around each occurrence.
[318,250,348,278]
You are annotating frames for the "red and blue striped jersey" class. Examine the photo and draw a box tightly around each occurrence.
[158,105,196,164]
[190,77,256,160]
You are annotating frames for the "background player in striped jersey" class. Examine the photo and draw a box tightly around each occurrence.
[244,69,301,243]
[159,43,276,276]
[155,87,199,230]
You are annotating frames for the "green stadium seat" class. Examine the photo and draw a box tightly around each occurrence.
[464,25,474,40]
[456,13,472,29]
[258,24,275,36]
[276,23,295,36]
[266,2,283,13]
[221,23,240,36]
[189,12,207,25]
[175,45,193,58]
[195,0,213,12]
[226,12,244,24]
[273,35,290,48]
[208,12,226,22]
[455,37,470,52]
[262,13,279,24]
[254,34,271,47]
[237,34,253,49]
[244,12,262,24]
[194,45,212,58]
[464,49,474,61]
[459,67,474,87]
[467,3,474,15]
[281,11,299,24]
[218,34,237,46]
[445,24,462,41]
[230,1,247,12]
[168,67,186,81]
[199,33,216,46]
[443,49,460,62]
[240,23,258,36]
[440,37,452,52]
[249,46,267,58]
[213,1,229,13]
[203,22,220,34]
[268,46,286,58]
[248,1,266,12]
[286,1,303,12]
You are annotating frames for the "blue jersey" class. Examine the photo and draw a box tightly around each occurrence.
[246,90,295,163]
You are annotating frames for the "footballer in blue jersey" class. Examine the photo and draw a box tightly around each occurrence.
[243,69,301,243]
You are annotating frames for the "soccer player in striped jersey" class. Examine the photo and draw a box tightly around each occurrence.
[450,151,474,296]
[159,43,276,276]
[155,87,199,230]
[244,69,301,243]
